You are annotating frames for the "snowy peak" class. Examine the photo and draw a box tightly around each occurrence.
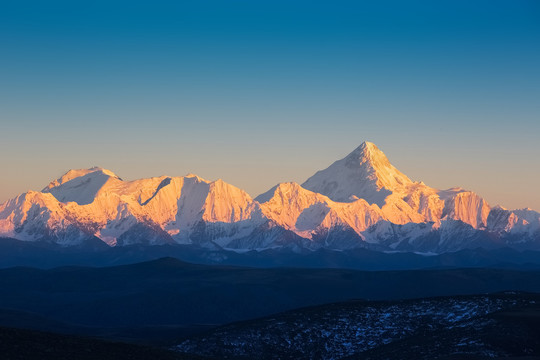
[255,182,327,204]
[257,182,330,211]
[0,144,537,253]
[442,191,491,229]
[256,181,384,240]
[42,167,123,205]
[347,141,388,165]
[201,178,258,223]
[183,173,209,183]
[302,142,413,206]
[43,167,121,191]
[256,182,332,235]
[344,142,413,189]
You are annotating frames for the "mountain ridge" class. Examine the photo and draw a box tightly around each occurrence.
[1,141,538,253]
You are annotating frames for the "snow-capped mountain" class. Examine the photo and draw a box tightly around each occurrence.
[0,168,264,247]
[302,142,413,206]
[0,142,538,253]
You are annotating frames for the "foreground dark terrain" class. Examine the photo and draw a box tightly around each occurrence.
[1,258,540,359]
[0,326,199,360]
[176,292,540,359]
[2,258,540,343]
[2,293,540,359]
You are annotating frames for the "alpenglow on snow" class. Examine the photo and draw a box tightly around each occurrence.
[0,142,538,253]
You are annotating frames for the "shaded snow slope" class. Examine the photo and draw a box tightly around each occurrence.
[302,142,413,206]
[0,142,538,252]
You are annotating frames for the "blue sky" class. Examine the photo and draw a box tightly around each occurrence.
[1,0,539,210]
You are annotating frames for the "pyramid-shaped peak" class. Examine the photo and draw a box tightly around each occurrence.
[346,142,390,166]
[339,142,400,180]
[356,141,378,151]
[302,142,413,206]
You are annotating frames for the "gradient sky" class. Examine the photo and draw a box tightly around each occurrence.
[1,0,539,210]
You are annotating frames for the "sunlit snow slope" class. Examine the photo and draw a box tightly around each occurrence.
[0,142,538,253]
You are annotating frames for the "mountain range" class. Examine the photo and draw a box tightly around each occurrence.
[1,141,538,253]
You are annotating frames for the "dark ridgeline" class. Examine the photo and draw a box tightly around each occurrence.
[2,237,540,270]
[1,258,540,345]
